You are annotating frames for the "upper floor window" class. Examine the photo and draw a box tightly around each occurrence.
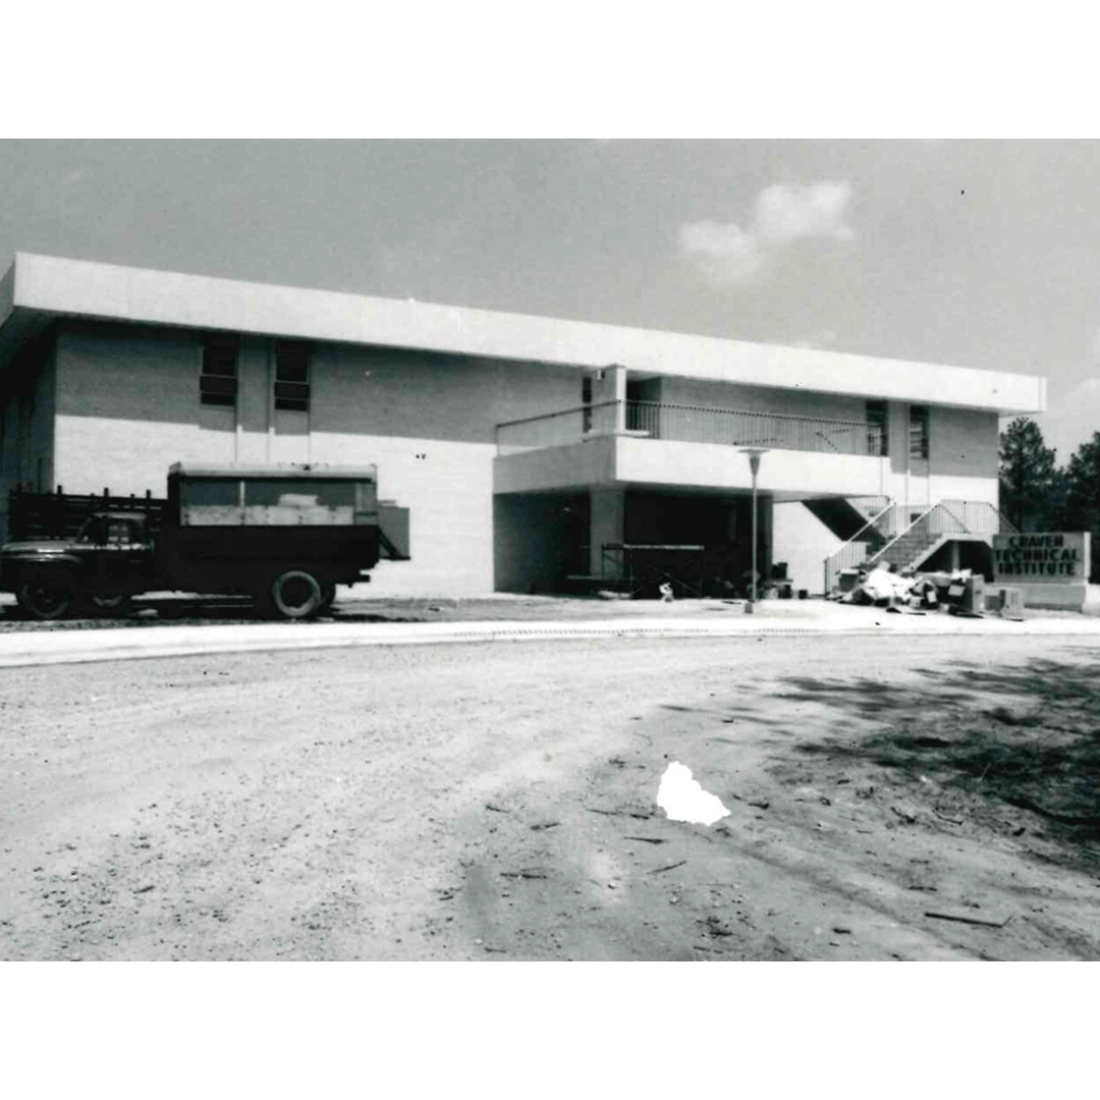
[275,340,312,412]
[200,333,239,407]
[866,399,888,457]
[909,404,929,460]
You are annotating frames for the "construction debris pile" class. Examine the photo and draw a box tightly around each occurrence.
[832,563,1023,619]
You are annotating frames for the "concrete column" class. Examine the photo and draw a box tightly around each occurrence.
[236,335,272,466]
[758,495,774,582]
[589,487,626,578]
[589,364,626,434]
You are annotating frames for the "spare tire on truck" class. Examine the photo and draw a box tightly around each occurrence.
[17,575,76,621]
[269,570,325,620]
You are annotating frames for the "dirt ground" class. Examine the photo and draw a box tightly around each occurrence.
[1,632,1098,960]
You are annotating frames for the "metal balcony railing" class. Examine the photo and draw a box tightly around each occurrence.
[496,399,886,458]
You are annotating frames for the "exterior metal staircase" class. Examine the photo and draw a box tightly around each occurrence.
[823,501,901,592]
[804,495,890,543]
[824,499,1018,592]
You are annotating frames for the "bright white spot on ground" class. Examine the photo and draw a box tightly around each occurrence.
[656,761,730,826]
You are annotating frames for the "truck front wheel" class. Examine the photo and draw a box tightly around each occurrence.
[270,571,324,620]
[17,577,76,621]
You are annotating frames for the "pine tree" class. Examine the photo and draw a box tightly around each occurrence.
[998,417,1061,531]
[1064,432,1100,581]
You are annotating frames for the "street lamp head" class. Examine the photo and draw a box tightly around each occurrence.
[739,447,769,477]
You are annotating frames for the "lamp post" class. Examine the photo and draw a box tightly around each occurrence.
[739,448,769,613]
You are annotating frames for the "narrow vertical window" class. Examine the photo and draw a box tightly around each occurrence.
[275,340,312,412]
[866,399,888,456]
[909,404,929,459]
[582,374,593,433]
[200,332,239,407]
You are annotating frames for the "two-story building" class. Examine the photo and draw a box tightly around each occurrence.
[0,253,1046,597]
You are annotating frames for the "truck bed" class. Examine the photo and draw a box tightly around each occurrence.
[7,489,166,542]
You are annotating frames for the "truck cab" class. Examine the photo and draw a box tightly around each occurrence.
[0,510,156,619]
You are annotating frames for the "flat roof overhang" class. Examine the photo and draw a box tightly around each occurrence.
[0,252,1046,415]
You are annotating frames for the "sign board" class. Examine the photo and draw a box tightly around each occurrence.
[992,532,1091,583]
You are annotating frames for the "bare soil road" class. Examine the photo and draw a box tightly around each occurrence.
[2,632,1098,960]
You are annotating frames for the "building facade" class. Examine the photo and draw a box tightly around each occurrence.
[0,254,1046,596]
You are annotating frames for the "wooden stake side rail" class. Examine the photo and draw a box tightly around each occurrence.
[8,488,167,541]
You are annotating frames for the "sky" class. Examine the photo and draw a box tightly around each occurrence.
[2,139,1098,462]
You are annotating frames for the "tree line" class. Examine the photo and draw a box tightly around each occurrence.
[999,418,1099,580]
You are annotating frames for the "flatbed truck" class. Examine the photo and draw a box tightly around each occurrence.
[0,463,409,620]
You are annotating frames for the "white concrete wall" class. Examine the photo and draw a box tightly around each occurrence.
[51,320,579,595]
[615,436,886,497]
[494,436,617,495]
[0,332,57,541]
[876,403,1000,511]
[494,493,583,593]
[305,343,578,593]
[54,322,203,497]
[928,406,1000,503]
[773,502,845,596]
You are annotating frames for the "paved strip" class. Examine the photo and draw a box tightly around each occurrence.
[0,611,1099,668]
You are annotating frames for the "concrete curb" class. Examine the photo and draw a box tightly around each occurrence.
[1,610,1099,668]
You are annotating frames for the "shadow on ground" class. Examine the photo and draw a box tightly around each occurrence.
[0,601,426,630]
[775,657,1100,872]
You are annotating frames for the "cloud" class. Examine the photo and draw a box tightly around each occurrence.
[755,182,854,245]
[677,220,769,285]
[679,180,854,287]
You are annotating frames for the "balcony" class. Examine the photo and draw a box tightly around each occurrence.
[494,400,888,498]
[498,400,885,457]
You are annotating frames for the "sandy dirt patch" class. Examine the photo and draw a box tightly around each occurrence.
[1,633,1098,960]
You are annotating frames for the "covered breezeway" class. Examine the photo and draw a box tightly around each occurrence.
[494,485,775,597]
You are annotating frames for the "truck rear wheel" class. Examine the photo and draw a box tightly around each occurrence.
[17,577,76,621]
[270,570,324,619]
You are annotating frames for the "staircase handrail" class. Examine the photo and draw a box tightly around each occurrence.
[835,499,896,553]
[935,499,1020,537]
[822,500,896,593]
[867,500,947,567]
[868,498,1019,573]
